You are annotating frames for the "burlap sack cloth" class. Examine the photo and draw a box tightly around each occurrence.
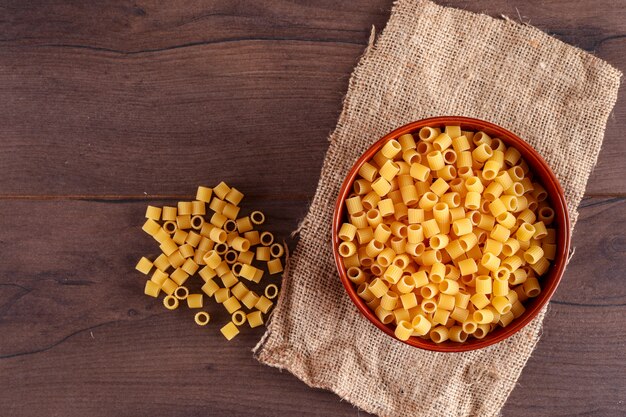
[254,1,621,415]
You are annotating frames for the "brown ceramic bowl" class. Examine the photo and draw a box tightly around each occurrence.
[332,116,570,352]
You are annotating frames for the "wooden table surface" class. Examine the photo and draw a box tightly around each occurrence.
[1,1,624,416]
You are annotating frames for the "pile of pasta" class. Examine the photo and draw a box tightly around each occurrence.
[136,183,283,340]
[339,126,557,343]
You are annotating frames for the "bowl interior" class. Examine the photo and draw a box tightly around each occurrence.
[332,116,571,352]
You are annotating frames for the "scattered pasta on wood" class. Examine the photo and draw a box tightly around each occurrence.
[136,184,285,340]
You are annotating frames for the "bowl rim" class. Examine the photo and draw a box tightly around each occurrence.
[332,116,571,352]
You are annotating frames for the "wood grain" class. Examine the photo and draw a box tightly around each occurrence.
[0,198,625,416]
[0,1,625,416]
[0,0,624,197]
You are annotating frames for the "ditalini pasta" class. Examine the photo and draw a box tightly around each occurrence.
[341,126,557,343]
[136,184,285,341]
[194,311,210,326]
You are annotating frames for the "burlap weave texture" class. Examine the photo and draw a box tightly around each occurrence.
[254,1,621,416]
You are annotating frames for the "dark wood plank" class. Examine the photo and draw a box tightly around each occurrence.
[0,0,624,197]
[0,0,391,50]
[0,42,356,198]
[503,197,626,417]
[549,197,626,306]
[503,303,626,417]
[0,197,624,416]
[585,36,626,195]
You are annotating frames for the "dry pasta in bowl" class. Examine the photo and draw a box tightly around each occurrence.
[332,117,570,352]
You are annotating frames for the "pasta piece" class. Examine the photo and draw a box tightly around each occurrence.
[490,224,511,243]
[400,292,418,310]
[231,310,247,326]
[426,151,445,170]
[228,236,249,252]
[145,205,162,221]
[144,280,161,298]
[194,312,210,326]
[264,284,279,300]
[449,326,468,343]
[163,295,179,310]
[246,310,264,328]
[170,268,190,286]
[260,232,274,246]
[196,186,213,203]
[394,320,414,341]
[191,201,206,216]
[242,231,260,246]
[470,293,490,310]
[223,296,242,314]
[209,198,226,214]
[250,211,265,225]
[491,296,512,314]
[217,240,230,258]
[152,230,178,250]
[220,271,238,288]
[232,217,253,235]
[270,243,285,258]
[153,254,172,272]
[174,286,189,300]
[135,257,153,275]
[228,282,248,301]
[186,294,203,309]
[379,160,400,181]
[224,187,244,205]
[267,258,283,275]
[214,288,230,304]
[213,182,231,200]
[162,206,177,221]
[493,278,509,297]
[256,246,271,261]
[186,231,202,247]
[176,214,192,230]
[458,258,478,276]
[430,178,450,196]
[220,322,240,341]
[524,246,544,264]
[178,244,195,259]
[210,212,228,228]
[181,258,199,275]
[214,261,230,277]
[429,326,449,343]
[142,219,161,236]
[222,249,237,265]
[439,279,459,295]
[523,276,542,297]
[473,309,494,324]
[159,239,178,257]
[209,227,227,244]
[177,202,192,216]
[381,139,402,158]
[222,203,240,220]
[254,295,274,314]
[186,216,203,233]
[202,251,221,269]
[197,236,214,252]
[151,270,168,287]
[237,250,254,265]
[173,229,189,245]
[510,301,526,318]
[371,177,392,197]
[201,279,220,297]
